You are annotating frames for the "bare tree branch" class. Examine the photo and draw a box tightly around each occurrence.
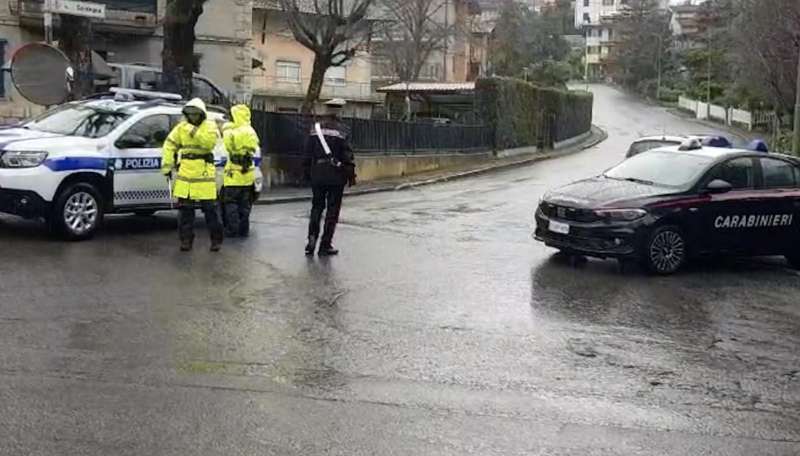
[375,0,463,82]
[279,0,377,112]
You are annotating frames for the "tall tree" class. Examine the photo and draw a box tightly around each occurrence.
[59,15,94,99]
[489,0,527,76]
[376,0,457,82]
[279,0,376,113]
[610,0,671,89]
[162,0,208,98]
[489,1,570,81]
[731,0,800,112]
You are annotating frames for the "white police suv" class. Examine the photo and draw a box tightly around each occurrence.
[0,89,263,240]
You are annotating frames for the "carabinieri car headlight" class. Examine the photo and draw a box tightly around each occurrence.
[594,208,647,221]
[0,151,49,168]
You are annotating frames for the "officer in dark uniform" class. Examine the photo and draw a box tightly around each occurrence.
[304,98,357,256]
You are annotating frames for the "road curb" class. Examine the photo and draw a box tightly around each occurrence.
[254,125,608,206]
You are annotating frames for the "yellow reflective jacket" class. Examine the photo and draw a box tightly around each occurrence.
[223,105,260,187]
[161,98,221,201]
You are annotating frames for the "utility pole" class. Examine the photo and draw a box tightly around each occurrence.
[794,38,800,155]
[442,0,449,82]
[706,27,712,118]
[43,0,54,44]
[656,34,662,101]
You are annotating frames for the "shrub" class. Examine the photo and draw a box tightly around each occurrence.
[476,77,593,150]
[658,88,681,103]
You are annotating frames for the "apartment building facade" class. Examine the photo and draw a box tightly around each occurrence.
[370,0,486,92]
[669,1,712,49]
[574,0,668,79]
[249,0,382,118]
[0,0,253,121]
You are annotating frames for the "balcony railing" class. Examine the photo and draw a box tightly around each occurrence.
[253,75,383,103]
[13,0,158,33]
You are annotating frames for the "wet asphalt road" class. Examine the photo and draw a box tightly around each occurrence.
[2,85,800,455]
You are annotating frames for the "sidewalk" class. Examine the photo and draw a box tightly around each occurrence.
[255,126,608,205]
[665,108,758,144]
[611,83,759,144]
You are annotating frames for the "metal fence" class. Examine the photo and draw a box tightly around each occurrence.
[251,111,495,156]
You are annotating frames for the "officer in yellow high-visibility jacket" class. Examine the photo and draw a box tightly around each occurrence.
[221,104,260,238]
[161,98,224,252]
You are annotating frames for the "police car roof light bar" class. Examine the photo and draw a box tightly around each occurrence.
[109,87,183,102]
[678,138,703,151]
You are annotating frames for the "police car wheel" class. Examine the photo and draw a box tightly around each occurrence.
[643,225,687,275]
[53,183,103,241]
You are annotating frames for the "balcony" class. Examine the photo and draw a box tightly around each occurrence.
[253,75,383,103]
[13,0,158,35]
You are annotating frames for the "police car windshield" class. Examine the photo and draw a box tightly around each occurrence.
[605,151,714,188]
[25,103,131,139]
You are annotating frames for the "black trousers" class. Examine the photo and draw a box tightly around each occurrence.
[178,199,223,244]
[222,186,253,237]
[308,184,345,247]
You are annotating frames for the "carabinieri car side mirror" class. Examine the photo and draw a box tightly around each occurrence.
[705,179,733,194]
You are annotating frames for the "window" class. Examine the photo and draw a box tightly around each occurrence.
[118,115,170,149]
[602,0,614,5]
[761,158,798,189]
[588,46,599,54]
[192,78,224,105]
[708,158,755,189]
[325,66,347,86]
[276,60,301,82]
[584,0,589,6]
[24,104,130,138]
[133,70,165,92]
[419,63,442,80]
[583,12,590,23]
[608,28,614,40]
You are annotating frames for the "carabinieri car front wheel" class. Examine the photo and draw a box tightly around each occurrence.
[642,225,687,275]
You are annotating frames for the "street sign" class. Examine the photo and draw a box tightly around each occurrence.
[48,0,107,19]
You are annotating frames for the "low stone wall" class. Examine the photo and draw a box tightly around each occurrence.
[261,151,495,188]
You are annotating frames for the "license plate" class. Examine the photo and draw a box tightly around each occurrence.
[549,220,570,234]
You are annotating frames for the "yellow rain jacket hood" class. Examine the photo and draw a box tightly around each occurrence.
[223,104,261,187]
[161,98,221,201]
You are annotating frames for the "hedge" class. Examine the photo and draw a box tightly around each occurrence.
[475,77,593,150]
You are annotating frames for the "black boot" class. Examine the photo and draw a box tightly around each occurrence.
[305,235,317,256]
[318,244,339,256]
[210,238,223,252]
[180,238,193,252]
[319,219,338,256]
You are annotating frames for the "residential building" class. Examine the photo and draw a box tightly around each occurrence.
[0,0,253,122]
[371,0,485,92]
[574,0,667,79]
[250,0,381,118]
[530,0,559,13]
[669,1,709,49]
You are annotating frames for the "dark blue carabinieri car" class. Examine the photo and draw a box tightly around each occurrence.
[534,140,800,274]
